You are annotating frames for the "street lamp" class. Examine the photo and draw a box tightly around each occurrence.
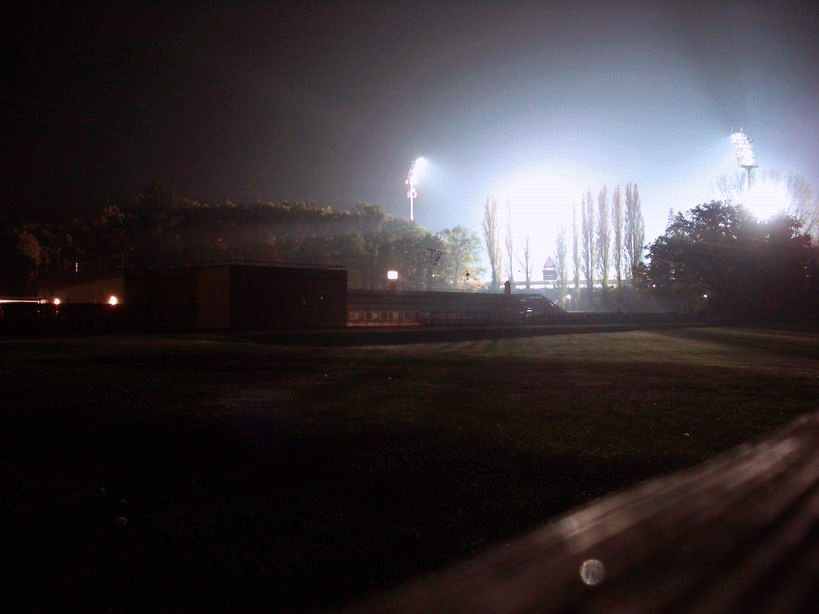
[405,156,427,222]
[387,269,399,293]
[731,130,758,194]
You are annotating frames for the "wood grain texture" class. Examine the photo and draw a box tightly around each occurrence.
[351,411,819,614]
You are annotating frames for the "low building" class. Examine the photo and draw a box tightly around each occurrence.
[40,263,347,330]
[347,289,562,327]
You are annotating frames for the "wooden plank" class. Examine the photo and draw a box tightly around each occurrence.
[351,411,819,614]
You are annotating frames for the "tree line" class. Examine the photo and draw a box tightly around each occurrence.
[641,201,818,319]
[482,184,817,319]
[483,183,646,307]
[4,184,815,319]
[0,186,484,295]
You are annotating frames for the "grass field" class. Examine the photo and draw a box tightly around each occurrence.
[1,325,817,611]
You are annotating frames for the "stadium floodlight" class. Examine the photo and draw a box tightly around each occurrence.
[730,129,758,192]
[405,156,428,222]
[731,131,757,166]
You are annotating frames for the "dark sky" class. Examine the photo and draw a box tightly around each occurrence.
[4,1,817,260]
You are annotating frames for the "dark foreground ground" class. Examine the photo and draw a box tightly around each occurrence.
[1,325,817,611]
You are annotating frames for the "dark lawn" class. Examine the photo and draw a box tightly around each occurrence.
[1,326,817,611]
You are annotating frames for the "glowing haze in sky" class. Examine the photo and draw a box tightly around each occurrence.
[5,1,817,269]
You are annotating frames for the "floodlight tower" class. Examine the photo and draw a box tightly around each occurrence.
[405,156,427,222]
[730,129,758,194]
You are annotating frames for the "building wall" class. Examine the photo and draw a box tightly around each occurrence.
[196,266,231,329]
[126,265,346,330]
[41,264,347,331]
[229,266,346,329]
[126,269,198,329]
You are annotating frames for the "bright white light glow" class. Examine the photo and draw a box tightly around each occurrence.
[386,270,399,280]
[406,156,428,190]
[487,164,586,271]
[744,181,788,221]
[108,295,119,306]
[731,131,757,167]
[53,298,61,305]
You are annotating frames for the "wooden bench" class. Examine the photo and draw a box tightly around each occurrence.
[353,411,819,613]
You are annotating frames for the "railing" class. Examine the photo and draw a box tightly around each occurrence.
[352,410,819,613]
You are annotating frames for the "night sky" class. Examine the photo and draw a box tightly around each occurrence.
[5,1,817,264]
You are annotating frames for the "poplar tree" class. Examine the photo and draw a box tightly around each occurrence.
[611,185,623,287]
[624,183,645,279]
[572,203,580,290]
[555,227,568,303]
[482,198,502,291]
[517,234,532,290]
[581,190,595,302]
[505,201,515,284]
[597,185,610,289]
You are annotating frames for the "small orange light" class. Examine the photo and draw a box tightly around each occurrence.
[53,298,61,305]
[108,295,119,306]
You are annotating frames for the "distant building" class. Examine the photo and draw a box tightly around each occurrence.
[542,258,557,282]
